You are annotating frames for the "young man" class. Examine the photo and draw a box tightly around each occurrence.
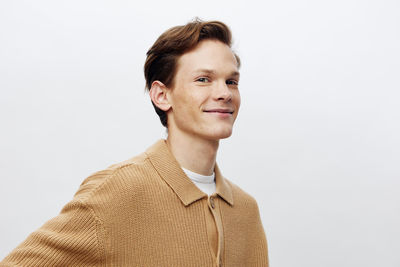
[1,20,269,266]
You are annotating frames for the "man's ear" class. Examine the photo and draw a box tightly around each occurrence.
[149,81,171,112]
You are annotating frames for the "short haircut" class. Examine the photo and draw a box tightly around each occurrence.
[144,18,240,127]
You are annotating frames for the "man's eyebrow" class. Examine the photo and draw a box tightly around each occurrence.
[230,71,240,78]
[193,69,240,77]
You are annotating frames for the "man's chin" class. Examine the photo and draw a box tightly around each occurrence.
[208,129,233,140]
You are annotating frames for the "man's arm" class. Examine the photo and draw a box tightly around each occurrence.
[0,199,105,267]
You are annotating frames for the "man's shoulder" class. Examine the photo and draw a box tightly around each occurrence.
[73,151,154,202]
[224,178,261,210]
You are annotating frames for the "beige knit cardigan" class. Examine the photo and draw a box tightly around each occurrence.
[1,140,269,267]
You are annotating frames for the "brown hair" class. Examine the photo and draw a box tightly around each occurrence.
[144,18,240,127]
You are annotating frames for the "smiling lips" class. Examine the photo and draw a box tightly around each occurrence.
[204,108,233,114]
[203,108,234,116]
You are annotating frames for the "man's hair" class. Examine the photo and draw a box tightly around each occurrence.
[144,18,240,127]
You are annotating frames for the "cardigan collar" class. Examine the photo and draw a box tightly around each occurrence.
[146,139,234,207]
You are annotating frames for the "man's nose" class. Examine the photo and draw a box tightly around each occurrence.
[214,81,232,102]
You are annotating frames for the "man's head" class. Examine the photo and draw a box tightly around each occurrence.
[144,19,240,141]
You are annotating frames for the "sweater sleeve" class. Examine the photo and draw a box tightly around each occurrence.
[0,199,104,267]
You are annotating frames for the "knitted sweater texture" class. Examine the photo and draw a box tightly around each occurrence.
[1,140,269,267]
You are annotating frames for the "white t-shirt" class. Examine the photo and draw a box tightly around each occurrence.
[181,167,216,196]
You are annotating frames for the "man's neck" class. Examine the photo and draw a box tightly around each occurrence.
[166,130,219,176]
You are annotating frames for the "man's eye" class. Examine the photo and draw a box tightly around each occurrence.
[226,80,239,85]
[197,77,210,83]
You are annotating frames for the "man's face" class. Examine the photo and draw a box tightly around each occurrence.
[166,39,240,142]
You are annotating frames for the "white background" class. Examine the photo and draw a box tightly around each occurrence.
[1,0,399,266]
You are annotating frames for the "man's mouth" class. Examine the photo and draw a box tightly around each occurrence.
[204,109,234,114]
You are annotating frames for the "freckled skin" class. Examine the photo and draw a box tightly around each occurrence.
[167,40,241,142]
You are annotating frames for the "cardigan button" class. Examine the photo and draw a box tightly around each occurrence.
[210,196,215,209]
